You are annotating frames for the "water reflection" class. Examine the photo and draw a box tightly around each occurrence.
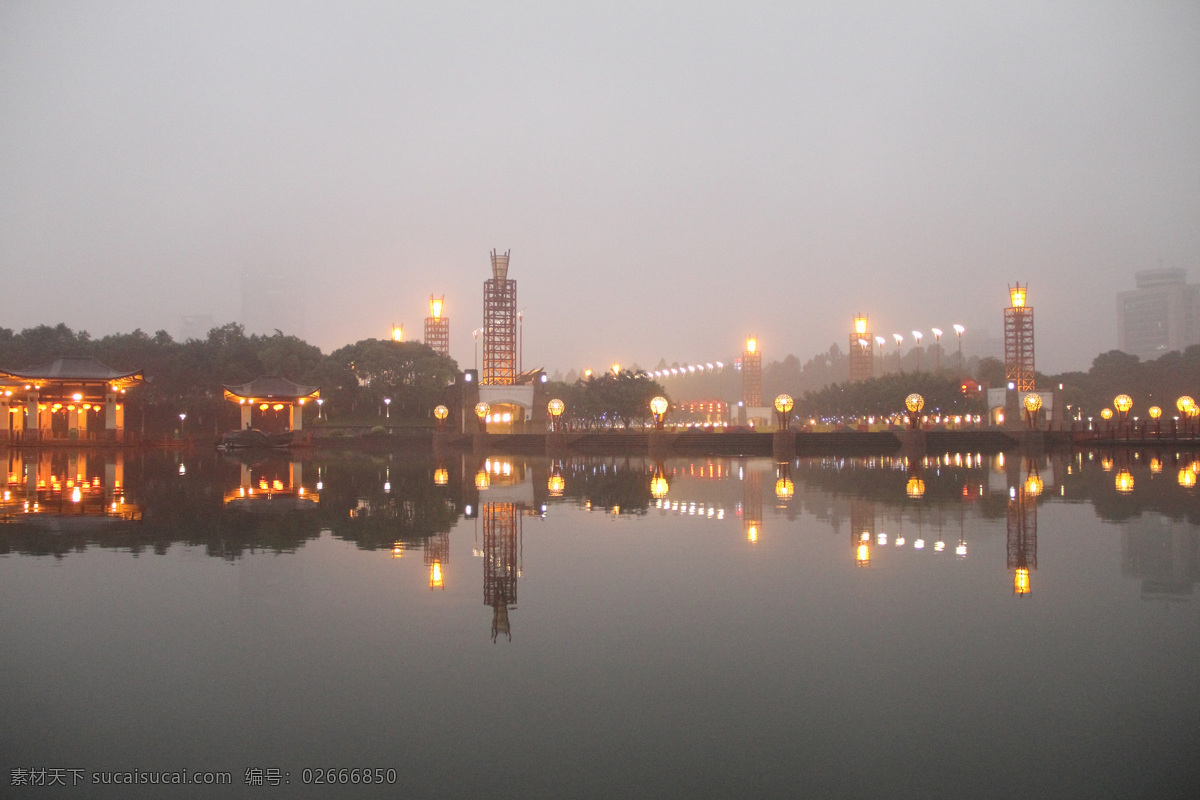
[2,446,1198,605]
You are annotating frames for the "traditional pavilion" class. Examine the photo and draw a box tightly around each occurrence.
[0,357,145,443]
[223,376,320,431]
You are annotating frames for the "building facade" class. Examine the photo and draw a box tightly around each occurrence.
[1117,268,1200,361]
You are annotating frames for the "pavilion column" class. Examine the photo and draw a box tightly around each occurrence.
[77,406,89,438]
[38,400,51,439]
[11,397,26,438]
[241,404,253,430]
[105,393,118,431]
[0,399,8,443]
[289,403,303,431]
[289,461,302,488]
[241,464,252,489]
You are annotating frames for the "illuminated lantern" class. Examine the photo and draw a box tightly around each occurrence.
[1113,394,1132,419]
[1176,396,1194,415]
[1148,406,1162,420]
[775,477,794,500]
[649,396,669,429]
[650,467,669,499]
[1024,473,1043,497]
[905,394,924,413]
[1114,469,1134,494]
[434,405,449,421]
[1100,408,1113,421]
[1180,469,1197,489]
[906,477,926,498]
[474,470,490,490]
[548,472,565,497]
[1014,567,1031,595]
[433,467,448,486]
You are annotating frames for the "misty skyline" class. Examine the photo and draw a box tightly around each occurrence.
[2,2,1198,375]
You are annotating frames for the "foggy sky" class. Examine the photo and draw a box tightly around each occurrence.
[2,2,1198,375]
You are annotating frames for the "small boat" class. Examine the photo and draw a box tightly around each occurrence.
[218,428,294,449]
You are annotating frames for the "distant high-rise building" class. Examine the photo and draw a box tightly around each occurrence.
[241,273,305,339]
[179,314,214,342]
[1117,269,1200,361]
[424,295,450,357]
[482,251,516,385]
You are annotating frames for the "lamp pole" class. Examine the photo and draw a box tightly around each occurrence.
[953,325,965,375]
[931,328,943,373]
[893,334,904,372]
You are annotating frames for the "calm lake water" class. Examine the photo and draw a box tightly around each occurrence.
[2,447,1198,798]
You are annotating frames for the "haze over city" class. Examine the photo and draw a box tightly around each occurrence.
[2,2,1198,375]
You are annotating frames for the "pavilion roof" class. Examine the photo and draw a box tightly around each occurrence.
[0,357,145,386]
[223,375,320,402]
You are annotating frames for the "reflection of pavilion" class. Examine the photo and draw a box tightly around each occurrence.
[1,450,140,523]
[0,357,144,443]
[222,459,318,511]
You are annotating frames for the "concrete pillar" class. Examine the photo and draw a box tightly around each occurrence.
[290,461,302,489]
[38,402,52,439]
[241,404,253,430]
[105,393,118,431]
[241,463,252,488]
[290,403,303,431]
[77,405,89,438]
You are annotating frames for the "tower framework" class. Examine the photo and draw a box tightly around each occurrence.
[742,340,762,407]
[1004,283,1035,392]
[483,501,520,641]
[1007,483,1038,593]
[483,251,516,385]
[849,314,874,382]
[424,295,450,357]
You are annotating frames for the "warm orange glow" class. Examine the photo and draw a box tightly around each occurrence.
[1177,396,1195,414]
[391,325,403,341]
[429,561,444,589]
[548,473,565,496]
[547,399,565,417]
[260,403,269,411]
[1113,394,1132,414]
[272,403,284,411]
[429,295,443,319]
[1150,457,1163,474]
[1180,469,1197,488]
[1009,285,1027,308]
[1100,408,1113,420]
[1014,567,1031,595]
[746,337,757,353]
[1115,469,1135,493]
[433,467,448,486]
[774,394,794,414]
[906,477,926,498]
[1100,456,1114,471]
[856,543,870,566]
[391,543,404,558]
[650,469,669,499]
[433,404,449,421]
[475,470,490,490]
[747,524,759,544]
[854,315,868,335]
[1024,474,1043,497]
[905,394,924,413]
[1023,393,1042,413]
[775,477,794,500]
[649,396,669,416]
[474,402,490,419]
[1148,406,1162,420]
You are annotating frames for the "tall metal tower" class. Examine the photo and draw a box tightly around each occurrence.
[851,499,876,567]
[425,531,449,590]
[742,464,762,543]
[483,250,517,385]
[742,337,762,407]
[848,314,874,382]
[424,295,450,357]
[483,501,520,641]
[1004,283,1035,391]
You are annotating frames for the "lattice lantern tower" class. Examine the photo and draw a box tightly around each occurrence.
[424,295,450,357]
[483,250,517,385]
[849,314,874,382]
[1004,283,1035,392]
[483,501,520,641]
[742,337,763,407]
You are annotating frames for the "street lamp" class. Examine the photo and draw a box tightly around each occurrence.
[1022,393,1042,429]
[474,401,490,433]
[1148,405,1161,437]
[1114,394,1132,437]
[931,328,943,373]
[316,398,324,420]
[179,412,186,437]
[384,397,391,418]
[650,396,669,430]
[434,404,449,432]
[905,393,924,430]
[893,334,904,372]
[911,331,923,372]
[548,398,565,431]
[875,336,886,375]
[953,324,965,374]
[773,394,794,431]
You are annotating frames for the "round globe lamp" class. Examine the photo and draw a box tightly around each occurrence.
[474,402,490,433]
[433,404,449,432]
[547,398,565,431]
[1022,393,1042,429]
[905,394,924,430]
[774,394,794,430]
[649,396,669,430]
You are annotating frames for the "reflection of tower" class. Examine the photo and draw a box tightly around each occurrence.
[742,466,762,543]
[849,314,874,382]
[425,531,449,590]
[483,501,520,641]
[482,251,516,385]
[424,295,450,357]
[742,338,762,407]
[1004,283,1035,392]
[1007,463,1039,595]
[851,499,876,567]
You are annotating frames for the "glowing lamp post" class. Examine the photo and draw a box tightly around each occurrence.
[911,331,924,372]
[905,393,924,430]
[1022,393,1042,430]
[474,401,490,433]
[650,465,669,499]
[1179,396,1197,436]
[1148,405,1161,437]
[773,394,794,431]
[316,398,324,420]
[1113,394,1132,438]
[893,334,904,372]
[931,328,943,373]
[1115,468,1135,494]
[383,397,391,419]
[434,404,449,432]
[650,396,669,430]
[179,412,186,437]
[875,336,886,375]
[953,324,965,375]
[548,398,565,432]
[906,476,926,498]
[1100,407,1114,438]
